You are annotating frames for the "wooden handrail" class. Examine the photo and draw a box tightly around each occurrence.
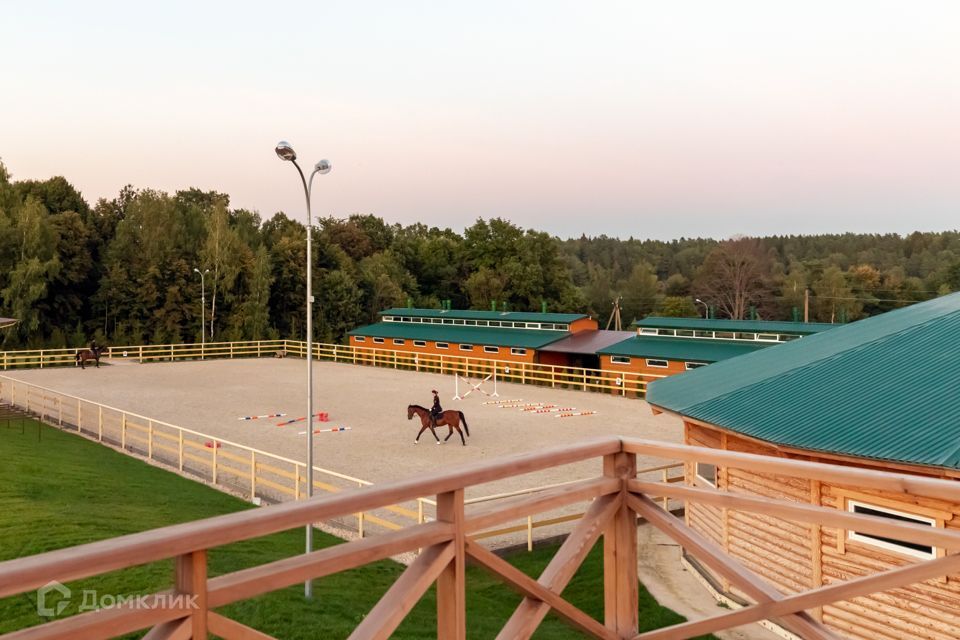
[2,437,960,639]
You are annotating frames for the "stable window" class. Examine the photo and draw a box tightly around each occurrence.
[610,356,631,365]
[436,342,449,350]
[483,346,499,354]
[511,348,527,356]
[639,328,658,336]
[695,462,717,487]
[656,329,676,336]
[401,317,412,322]
[393,339,405,345]
[354,336,366,342]
[715,331,735,339]
[372,337,385,344]
[685,362,708,370]
[413,340,426,347]
[676,330,694,337]
[757,333,778,342]
[383,316,395,322]
[847,500,936,560]
[488,321,501,327]
[459,344,474,352]
[526,323,540,330]
[694,331,714,338]
[645,359,669,368]
[465,320,477,326]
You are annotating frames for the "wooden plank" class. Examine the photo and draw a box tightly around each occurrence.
[611,452,638,635]
[207,612,279,640]
[622,438,960,503]
[142,618,191,640]
[0,591,192,640]
[175,550,207,639]
[498,493,621,639]
[347,542,454,640]
[628,493,840,640]
[629,480,960,551]
[631,551,960,640]
[465,477,619,533]
[465,539,616,640]
[207,522,453,607]
[436,490,466,640]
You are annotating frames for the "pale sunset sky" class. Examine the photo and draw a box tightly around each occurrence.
[2,1,957,239]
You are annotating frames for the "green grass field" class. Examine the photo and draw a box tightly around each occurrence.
[0,420,715,639]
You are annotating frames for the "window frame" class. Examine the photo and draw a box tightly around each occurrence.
[610,355,631,365]
[695,462,717,488]
[846,499,937,560]
[684,362,708,370]
[483,346,499,354]
[393,339,405,346]
[645,358,669,369]
[435,342,449,350]
[354,336,366,343]
[412,340,427,348]
[372,337,385,344]
[510,347,527,356]
[459,344,474,352]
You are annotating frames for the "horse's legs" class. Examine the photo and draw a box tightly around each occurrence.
[458,425,466,446]
[444,426,454,442]
[415,425,429,443]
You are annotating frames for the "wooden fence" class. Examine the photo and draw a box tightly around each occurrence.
[0,339,663,396]
[0,374,683,548]
[2,437,959,639]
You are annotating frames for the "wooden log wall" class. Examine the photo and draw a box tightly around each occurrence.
[684,421,960,639]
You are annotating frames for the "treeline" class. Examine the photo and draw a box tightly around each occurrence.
[1,163,959,349]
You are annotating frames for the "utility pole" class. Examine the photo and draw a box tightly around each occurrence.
[804,288,810,323]
[606,296,623,331]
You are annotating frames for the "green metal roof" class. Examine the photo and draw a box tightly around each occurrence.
[380,308,589,324]
[647,294,960,470]
[348,322,568,349]
[635,316,836,335]
[598,337,768,362]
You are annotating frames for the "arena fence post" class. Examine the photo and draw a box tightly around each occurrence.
[212,441,218,484]
[178,431,184,471]
[148,420,153,459]
[250,451,256,499]
[98,406,103,442]
[121,414,126,450]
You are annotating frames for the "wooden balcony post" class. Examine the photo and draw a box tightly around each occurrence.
[603,450,638,636]
[175,550,208,638]
[436,488,466,639]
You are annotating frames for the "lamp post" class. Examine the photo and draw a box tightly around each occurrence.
[275,141,331,599]
[193,268,209,357]
[694,298,709,319]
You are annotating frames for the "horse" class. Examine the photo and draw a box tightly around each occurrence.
[76,345,107,370]
[407,404,470,446]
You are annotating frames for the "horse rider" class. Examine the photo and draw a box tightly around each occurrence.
[89,339,98,353]
[430,390,443,427]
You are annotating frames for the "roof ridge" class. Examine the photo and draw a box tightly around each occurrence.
[677,303,960,418]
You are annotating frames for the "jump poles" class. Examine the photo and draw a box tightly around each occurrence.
[453,367,499,400]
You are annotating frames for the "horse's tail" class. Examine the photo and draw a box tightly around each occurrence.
[459,411,469,437]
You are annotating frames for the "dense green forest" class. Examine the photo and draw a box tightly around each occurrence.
[1,163,958,349]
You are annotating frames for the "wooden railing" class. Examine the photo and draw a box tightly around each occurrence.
[0,339,663,396]
[2,437,959,639]
[0,374,683,547]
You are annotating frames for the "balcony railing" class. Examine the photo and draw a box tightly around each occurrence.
[1,437,959,639]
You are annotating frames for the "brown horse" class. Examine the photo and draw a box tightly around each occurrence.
[76,345,107,370]
[407,404,470,446]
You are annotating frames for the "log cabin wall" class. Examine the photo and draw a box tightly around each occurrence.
[684,421,960,640]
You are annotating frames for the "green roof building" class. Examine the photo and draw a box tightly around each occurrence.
[647,293,960,470]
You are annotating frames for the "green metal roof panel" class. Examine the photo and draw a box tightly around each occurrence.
[380,308,589,324]
[598,337,768,362]
[348,322,568,349]
[646,294,960,470]
[634,316,836,335]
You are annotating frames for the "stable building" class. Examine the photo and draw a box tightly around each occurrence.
[647,294,960,640]
[347,308,598,364]
[0,318,17,330]
[598,317,835,379]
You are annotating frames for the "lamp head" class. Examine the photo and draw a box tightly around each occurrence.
[275,141,297,162]
[695,298,704,304]
[193,268,200,274]
[315,159,332,175]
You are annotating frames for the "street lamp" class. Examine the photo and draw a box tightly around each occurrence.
[193,268,209,356]
[694,298,709,319]
[275,140,331,599]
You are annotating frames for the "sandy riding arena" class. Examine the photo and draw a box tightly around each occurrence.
[3,358,683,511]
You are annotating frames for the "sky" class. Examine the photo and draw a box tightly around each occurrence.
[2,1,958,240]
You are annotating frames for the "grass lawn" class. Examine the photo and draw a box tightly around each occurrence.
[0,420,716,639]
